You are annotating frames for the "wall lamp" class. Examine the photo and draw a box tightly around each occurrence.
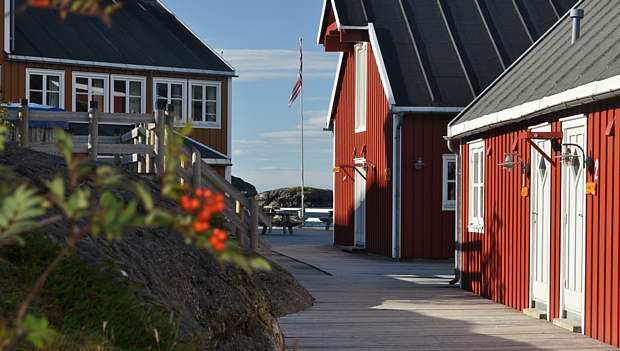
[554,143,593,169]
[498,152,530,174]
[414,158,426,170]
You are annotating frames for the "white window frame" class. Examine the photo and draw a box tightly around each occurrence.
[188,79,221,129]
[468,140,485,233]
[72,72,109,112]
[110,74,147,114]
[152,77,187,123]
[355,42,367,133]
[26,68,65,109]
[442,154,456,211]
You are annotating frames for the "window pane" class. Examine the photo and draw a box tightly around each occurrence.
[47,92,60,107]
[76,78,88,94]
[92,94,104,108]
[114,80,126,96]
[156,83,168,98]
[473,153,479,183]
[448,182,455,201]
[473,188,478,218]
[192,101,202,121]
[205,102,216,122]
[76,94,88,112]
[129,97,141,113]
[30,91,43,105]
[172,100,182,119]
[206,86,216,101]
[92,79,104,95]
[171,84,182,99]
[129,81,141,96]
[447,161,455,180]
[192,86,202,100]
[114,96,126,113]
[30,74,43,91]
[47,76,60,92]
[156,98,167,110]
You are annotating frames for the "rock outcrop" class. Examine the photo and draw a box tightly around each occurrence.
[0,143,313,350]
[256,187,333,208]
[231,176,258,198]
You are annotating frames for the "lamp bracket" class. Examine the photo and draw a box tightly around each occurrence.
[504,152,530,174]
[554,143,593,169]
[524,138,555,166]
[338,163,367,180]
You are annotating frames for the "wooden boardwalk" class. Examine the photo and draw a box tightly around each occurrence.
[264,229,617,351]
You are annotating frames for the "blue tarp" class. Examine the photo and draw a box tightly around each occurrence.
[5,103,69,130]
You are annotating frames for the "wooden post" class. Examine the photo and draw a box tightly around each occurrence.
[88,101,99,161]
[236,200,245,246]
[18,99,29,148]
[192,146,201,189]
[154,101,165,176]
[250,197,259,251]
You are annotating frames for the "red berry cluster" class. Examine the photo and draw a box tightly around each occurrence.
[180,188,227,251]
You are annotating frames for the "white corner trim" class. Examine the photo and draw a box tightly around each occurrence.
[330,0,341,29]
[227,76,232,159]
[4,0,10,54]
[326,52,344,129]
[368,23,395,106]
[449,74,620,139]
[317,0,330,45]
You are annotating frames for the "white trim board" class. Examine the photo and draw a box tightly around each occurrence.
[449,74,620,139]
[369,23,395,106]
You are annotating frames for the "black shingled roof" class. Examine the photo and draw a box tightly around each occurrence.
[12,0,234,74]
[450,0,620,131]
[322,0,577,108]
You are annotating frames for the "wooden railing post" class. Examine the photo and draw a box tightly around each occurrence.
[250,197,259,251]
[236,200,245,246]
[18,99,29,148]
[88,101,99,161]
[192,146,201,189]
[154,101,165,176]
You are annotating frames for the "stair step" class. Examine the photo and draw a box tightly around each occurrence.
[341,246,366,254]
[553,318,581,333]
[523,308,547,320]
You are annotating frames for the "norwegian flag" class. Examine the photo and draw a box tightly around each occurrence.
[288,44,302,107]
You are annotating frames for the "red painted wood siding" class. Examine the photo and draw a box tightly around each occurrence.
[333,44,392,256]
[401,114,455,258]
[460,98,620,348]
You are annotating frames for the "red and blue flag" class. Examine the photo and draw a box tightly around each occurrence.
[288,44,302,107]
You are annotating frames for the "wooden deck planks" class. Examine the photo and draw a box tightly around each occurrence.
[265,229,618,351]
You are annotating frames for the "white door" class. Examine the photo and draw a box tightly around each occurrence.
[354,160,366,248]
[530,126,551,311]
[560,119,586,320]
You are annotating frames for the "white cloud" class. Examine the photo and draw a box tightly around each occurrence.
[218,49,338,82]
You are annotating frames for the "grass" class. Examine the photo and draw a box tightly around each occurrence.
[0,232,195,350]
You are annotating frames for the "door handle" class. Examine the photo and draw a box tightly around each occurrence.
[532,212,538,215]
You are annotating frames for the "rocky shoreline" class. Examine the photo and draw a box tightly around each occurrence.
[232,176,333,209]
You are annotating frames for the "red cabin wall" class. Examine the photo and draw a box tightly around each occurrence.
[333,44,392,256]
[460,97,620,347]
[400,114,455,258]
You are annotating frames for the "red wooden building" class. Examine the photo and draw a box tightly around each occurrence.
[1,0,234,179]
[317,0,576,259]
[447,0,620,345]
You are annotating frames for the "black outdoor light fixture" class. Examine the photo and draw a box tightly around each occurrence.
[554,143,594,169]
[414,158,426,170]
[498,152,530,174]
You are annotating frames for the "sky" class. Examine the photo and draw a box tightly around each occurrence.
[160,0,339,193]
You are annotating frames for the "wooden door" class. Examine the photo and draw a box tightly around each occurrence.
[560,119,586,323]
[530,126,551,312]
[354,160,366,248]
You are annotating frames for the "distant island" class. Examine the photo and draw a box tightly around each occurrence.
[232,176,333,208]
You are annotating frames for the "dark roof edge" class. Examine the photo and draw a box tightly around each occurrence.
[7,55,237,77]
[155,0,235,73]
[368,23,395,106]
[447,0,584,131]
[179,133,231,160]
[317,0,330,45]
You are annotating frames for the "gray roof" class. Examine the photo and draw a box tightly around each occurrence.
[450,0,620,130]
[13,0,234,74]
[320,0,577,108]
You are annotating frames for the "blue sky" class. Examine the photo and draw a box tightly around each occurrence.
[161,0,339,193]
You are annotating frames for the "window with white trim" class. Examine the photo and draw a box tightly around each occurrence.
[468,140,484,233]
[26,68,65,108]
[154,78,186,121]
[189,80,221,128]
[73,72,108,112]
[111,75,146,113]
[355,42,367,132]
[442,154,456,211]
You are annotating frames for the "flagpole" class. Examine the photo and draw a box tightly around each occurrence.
[299,37,305,219]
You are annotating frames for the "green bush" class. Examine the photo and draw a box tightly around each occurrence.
[0,232,184,350]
